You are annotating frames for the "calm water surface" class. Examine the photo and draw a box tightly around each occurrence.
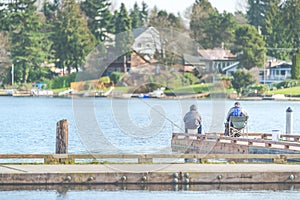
[1,189,300,200]
[0,96,299,154]
[1,96,300,199]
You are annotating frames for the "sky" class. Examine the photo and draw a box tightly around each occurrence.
[114,0,244,14]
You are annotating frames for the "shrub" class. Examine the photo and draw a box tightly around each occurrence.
[182,72,199,85]
[248,84,269,94]
[110,72,124,84]
[99,76,110,84]
[51,73,77,89]
[277,80,298,89]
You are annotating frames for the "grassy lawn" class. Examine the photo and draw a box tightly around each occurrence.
[52,87,70,93]
[266,86,300,96]
[165,83,213,94]
[113,86,133,93]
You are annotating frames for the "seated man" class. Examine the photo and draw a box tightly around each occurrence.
[183,104,202,134]
[225,102,248,135]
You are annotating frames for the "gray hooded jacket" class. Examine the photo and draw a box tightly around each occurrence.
[183,104,201,129]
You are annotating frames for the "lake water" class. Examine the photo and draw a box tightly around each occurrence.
[1,184,300,200]
[0,96,300,199]
[0,96,299,154]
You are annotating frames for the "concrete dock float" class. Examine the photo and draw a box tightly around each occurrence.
[1,164,300,185]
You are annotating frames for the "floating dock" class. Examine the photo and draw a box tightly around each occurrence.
[0,163,300,185]
[1,132,300,185]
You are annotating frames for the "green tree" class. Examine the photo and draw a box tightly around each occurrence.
[247,0,268,31]
[247,0,299,61]
[0,32,12,84]
[278,0,300,59]
[292,48,300,79]
[130,2,142,29]
[189,0,215,47]
[43,0,60,23]
[115,3,133,52]
[232,24,266,69]
[202,11,237,49]
[115,3,133,72]
[0,2,10,31]
[263,0,285,59]
[232,69,255,94]
[52,0,95,74]
[140,1,149,24]
[8,0,49,83]
[81,0,113,43]
[148,9,185,31]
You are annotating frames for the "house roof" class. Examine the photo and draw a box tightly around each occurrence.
[183,53,205,65]
[269,61,292,69]
[221,62,240,72]
[198,49,237,60]
[131,49,152,63]
[133,27,148,39]
[133,26,159,39]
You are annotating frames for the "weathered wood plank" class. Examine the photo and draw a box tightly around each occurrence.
[0,164,300,184]
[1,153,300,163]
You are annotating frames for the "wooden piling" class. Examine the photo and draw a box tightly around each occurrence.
[56,119,68,154]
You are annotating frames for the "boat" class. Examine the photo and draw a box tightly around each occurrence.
[138,87,165,98]
[58,89,74,96]
[31,82,53,96]
[262,94,286,100]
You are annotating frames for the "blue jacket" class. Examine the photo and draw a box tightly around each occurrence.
[226,106,248,122]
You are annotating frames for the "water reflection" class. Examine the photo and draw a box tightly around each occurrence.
[0,183,299,192]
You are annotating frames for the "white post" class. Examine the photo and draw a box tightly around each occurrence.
[11,63,14,87]
[286,107,293,135]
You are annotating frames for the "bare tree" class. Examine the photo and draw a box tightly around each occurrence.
[236,0,248,13]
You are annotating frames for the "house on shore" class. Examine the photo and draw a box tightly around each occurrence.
[104,27,161,75]
[220,58,292,85]
[197,48,238,73]
[260,60,292,84]
[132,27,161,60]
[182,53,205,72]
[104,50,156,74]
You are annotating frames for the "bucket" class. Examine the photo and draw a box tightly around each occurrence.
[272,130,281,141]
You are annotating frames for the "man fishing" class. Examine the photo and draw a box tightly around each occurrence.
[183,104,202,134]
[225,102,248,136]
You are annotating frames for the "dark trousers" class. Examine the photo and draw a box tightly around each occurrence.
[198,125,202,134]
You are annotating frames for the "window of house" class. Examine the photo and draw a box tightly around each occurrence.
[137,43,142,48]
[281,70,285,76]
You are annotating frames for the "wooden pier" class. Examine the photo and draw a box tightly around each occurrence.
[0,163,300,185]
[0,151,300,185]
[0,121,299,186]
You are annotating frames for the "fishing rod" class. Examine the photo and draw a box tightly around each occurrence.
[137,97,185,132]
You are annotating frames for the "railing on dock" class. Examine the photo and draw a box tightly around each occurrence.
[171,133,300,162]
[172,132,300,142]
[172,133,300,151]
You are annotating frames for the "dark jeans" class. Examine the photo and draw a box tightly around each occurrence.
[198,125,202,134]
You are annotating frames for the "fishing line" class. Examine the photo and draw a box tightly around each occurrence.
[136,97,185,132]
